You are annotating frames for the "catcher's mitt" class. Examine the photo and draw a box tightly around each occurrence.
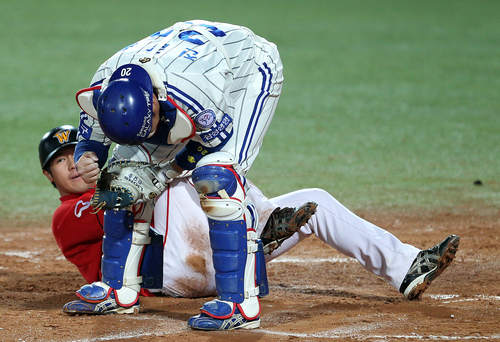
[91,160,168,211]
[260,201,318,255]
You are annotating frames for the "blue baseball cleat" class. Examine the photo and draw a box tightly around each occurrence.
[62,291,139,315]
[187,307,260,331]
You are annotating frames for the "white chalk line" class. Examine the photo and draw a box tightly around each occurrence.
[1,250,354,264]
[0,250,42,259]
[270,256,354,263]
[0,248,65,263]
[259,328,500,340]
[430,294,500,304]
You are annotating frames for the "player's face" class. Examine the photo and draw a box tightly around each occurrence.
[44,146,91,197]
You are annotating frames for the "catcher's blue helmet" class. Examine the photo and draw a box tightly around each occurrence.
[97,64,155,145]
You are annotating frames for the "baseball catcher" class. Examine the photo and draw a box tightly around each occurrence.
[70,20,289,330]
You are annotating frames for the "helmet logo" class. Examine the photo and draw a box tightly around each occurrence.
[137,90,153,138]
[53,130,71,144]
[139,57,152,64]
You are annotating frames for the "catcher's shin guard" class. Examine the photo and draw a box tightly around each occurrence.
[102,208,163,290]
[100,209,151,306]
[192,153,268,323]
[208,220,268,304]
[66,208,162,315]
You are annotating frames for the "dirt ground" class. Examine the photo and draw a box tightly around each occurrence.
[1,208,499,342]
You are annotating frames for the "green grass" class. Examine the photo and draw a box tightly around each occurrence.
[1,0,499,223]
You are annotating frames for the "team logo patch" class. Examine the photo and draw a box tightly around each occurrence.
[195,109,216,129]
[199,114,232,142]
[53,130,71,144]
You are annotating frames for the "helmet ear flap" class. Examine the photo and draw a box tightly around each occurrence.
[76,86,102,119]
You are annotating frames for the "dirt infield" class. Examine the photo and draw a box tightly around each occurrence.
[1,209,499,341]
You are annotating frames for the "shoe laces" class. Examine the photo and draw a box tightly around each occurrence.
[408,245,440,275]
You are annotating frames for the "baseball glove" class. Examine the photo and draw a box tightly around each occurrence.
[260,201,318,255]
[91,160,168,211]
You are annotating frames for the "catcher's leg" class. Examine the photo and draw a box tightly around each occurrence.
[187,152,268,330]
[63,203,158,315]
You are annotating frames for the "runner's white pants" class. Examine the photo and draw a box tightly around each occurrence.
[152,178,420,298]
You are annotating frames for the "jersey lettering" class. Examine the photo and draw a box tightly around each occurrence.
[199,24,226,38]
[150,29,173,38]
[146,44,157,52]
[178,24,227,46]
[197,146,208,156]
[79,113,92,140]
[178,31,205,45]
[199,114,232,142]
[179,48,198,61]
[156,43,170,54]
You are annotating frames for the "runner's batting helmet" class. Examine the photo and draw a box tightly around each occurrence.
[38,125,78,170]
[97,64,155,146]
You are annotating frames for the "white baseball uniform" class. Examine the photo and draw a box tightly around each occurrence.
[74,21,285,317]
[152,178,421,298]
[77,20,283,175]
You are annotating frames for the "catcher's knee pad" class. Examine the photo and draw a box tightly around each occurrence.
[193,152,238,195]
[193,165,238,194]
[192,162,253,223]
